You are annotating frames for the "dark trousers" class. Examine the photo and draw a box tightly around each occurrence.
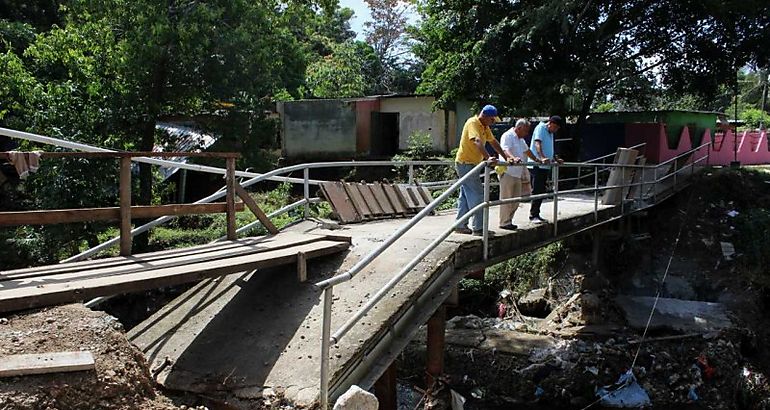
[529,166,549,218]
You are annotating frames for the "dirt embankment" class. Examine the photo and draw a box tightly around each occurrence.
[0,304,186,410]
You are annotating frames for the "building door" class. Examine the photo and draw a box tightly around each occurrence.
[371,112,399,157]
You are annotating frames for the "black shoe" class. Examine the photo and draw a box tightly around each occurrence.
[472,229,495,237]
[454,227,473,234]
[499,224,518,230]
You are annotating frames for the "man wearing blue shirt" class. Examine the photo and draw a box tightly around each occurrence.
[528,115,563,224]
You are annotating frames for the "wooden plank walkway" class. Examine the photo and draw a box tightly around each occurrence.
[0,232,350,313]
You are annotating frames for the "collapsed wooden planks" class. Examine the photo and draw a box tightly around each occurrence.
[0,351,95,377]
[319,181,434,223]
[0,232,350,313]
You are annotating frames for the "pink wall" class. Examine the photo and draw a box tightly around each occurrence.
[625,123,770,165]
[709,131,769,165]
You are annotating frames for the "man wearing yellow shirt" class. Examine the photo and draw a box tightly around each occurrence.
[455,105,511,235]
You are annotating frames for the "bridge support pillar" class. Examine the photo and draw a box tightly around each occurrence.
[426,305,446,388]
[374,361,397,410]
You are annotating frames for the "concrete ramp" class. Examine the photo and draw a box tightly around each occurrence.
[128,196,621,405]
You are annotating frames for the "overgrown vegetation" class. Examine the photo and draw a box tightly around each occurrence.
[734,207,770,288]
[459,241,566,314]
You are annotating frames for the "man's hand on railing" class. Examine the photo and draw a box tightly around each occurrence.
[485,157,497,167]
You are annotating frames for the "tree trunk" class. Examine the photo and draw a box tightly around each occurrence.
[573,86,598,160]
[134,47,167,252]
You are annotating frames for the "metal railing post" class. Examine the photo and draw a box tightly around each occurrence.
[304,167,310,220]
[620,164,625,215]
[408,164,415,185]
[638,166,645,206]
[673,160,678,190]
[320,286,334,409]
[594,164,599,222]
[653,165,658,204]
[553,165,559,236]
[576,165,582,187]
[706,142,711,167]
[482,166,490,260]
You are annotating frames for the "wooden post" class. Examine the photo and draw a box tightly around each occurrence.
[225,157,237,240]
[297,251,307,282]
[119,157,132,256]
[374,361,397,410]
[601,148,639,205]
[426,306,446,388]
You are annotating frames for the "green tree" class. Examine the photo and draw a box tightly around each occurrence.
[414,0,770,131]
[305,41,367,97]
[0,0,314,258]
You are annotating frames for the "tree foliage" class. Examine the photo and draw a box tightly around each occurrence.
[305,41,369,98]
[0,0,355,263]
[414,0,770,118]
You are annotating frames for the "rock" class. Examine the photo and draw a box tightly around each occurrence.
[447,315,483,329]
[333,385,378,410]
[518,288,550,317]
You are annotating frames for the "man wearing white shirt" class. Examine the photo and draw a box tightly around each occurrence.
[497,119,541,230]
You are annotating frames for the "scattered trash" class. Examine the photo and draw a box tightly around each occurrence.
[450,389,466,410]
[688,385,699,402]
[696,353,716,380]
[585,366,599,376]
[596,370,651,408]
[470,387,484,399]
[534,385,544,398]
[726,210,739,217]
[720,242,736,261]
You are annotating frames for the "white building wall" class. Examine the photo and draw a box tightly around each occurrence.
[379,96,447,152]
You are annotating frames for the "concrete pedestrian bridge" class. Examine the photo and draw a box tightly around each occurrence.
[0,126,711,408]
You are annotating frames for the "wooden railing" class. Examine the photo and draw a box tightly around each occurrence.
[0,151,277,256]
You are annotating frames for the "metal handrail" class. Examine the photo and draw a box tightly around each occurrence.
[64,160,454,261]
[315,162,487,289]
[315,143,711,407]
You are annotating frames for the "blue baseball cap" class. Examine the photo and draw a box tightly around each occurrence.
[481,105,498,117]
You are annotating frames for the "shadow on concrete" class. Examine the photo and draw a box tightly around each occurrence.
[134,250,348,393]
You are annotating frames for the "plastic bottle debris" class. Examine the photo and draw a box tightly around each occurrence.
[595,370,651,408]
[450,389,466,410]
[535,385,544,398]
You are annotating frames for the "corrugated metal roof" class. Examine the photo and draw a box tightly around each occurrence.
[154,122,219,179]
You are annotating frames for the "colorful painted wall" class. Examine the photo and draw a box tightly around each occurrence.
[624,123,769,165]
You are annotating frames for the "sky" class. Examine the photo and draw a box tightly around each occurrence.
[339,0,372,40]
